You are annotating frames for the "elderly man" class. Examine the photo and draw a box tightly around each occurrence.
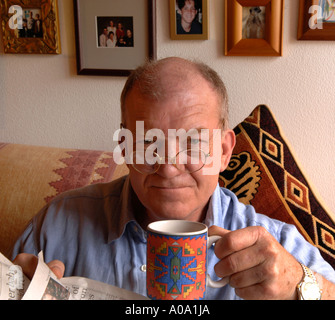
[12,57,335,300]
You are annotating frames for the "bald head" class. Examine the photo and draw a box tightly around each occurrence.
[120,57,229,129]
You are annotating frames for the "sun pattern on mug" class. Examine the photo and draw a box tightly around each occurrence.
[147,233,207,300]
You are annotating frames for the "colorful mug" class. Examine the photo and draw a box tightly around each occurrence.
[146,220,228,300]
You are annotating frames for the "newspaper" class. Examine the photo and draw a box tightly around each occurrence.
[0,251,149,300]
[0,252,30,300]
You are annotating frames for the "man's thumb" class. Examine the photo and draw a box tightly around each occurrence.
[47,260,65,279]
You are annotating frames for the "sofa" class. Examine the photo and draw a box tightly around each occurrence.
[0,143,129,257]
[1,105,335,270]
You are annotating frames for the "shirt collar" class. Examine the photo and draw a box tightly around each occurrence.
[203,183,222,227]
[107,176,146,243]
[204,183,233,230]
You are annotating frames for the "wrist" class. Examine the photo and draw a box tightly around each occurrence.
[296,263,322,300]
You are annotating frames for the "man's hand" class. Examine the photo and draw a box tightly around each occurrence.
[209,225,303,300]
[13,253,65,280]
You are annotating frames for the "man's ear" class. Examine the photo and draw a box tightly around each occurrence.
[220,129,236,172]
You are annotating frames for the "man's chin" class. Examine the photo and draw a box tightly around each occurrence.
[146,202,203,223]
[150,186,190,198]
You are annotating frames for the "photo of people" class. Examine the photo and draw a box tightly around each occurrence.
[96,17,134,48]
[19,9,43,38]
[175,0,203,35]
[41,278,70,300]
[242,6,266,39]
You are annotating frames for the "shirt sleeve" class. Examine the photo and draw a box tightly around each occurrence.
[10,203,60,261]
[10,220,39,260]
[278,222,335,283]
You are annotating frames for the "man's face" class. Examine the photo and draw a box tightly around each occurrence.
[124,75,234,226]
[181,0,197,25]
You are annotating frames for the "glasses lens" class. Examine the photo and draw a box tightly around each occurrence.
[130,150,208,175]
[131,151,160,174]
[175,149,208,173]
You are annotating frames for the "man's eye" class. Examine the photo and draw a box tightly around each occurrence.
[187,138,201,147]
[136,139,153,145]
[144,139,154,144]
[190,138,200,144]
[134,140,152,151]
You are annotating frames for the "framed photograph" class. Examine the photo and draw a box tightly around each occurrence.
[225,0,284,56]
[169,0,209,40]
[74,0,157,77]
[298,0,335,40]
[0,0,61,54]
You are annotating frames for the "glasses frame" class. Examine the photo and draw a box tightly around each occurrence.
[130,149,211,175]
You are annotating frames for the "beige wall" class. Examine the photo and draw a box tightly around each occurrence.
[0,0,334,216]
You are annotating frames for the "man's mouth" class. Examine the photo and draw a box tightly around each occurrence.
[152,186,187,189]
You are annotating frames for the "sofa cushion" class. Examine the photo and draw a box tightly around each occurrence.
[219,105,335,269]
[0,143,129,256]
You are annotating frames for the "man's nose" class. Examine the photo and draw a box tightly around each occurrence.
[155,159,181,178]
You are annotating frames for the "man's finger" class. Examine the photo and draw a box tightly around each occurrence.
[47,260,65,279]
[208,225,230,237]
[214,245,264,279]
[213,226,264,260]
[13,254,65,280]
[13,253,38,280]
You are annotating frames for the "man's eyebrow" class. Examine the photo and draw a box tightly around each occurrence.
[189,128,212,134]
[174,128,210,132]
[196,128,210,132]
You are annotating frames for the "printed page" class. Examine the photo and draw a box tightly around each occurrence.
[22,252,70,300]
[0,253,30,300]
[1,251,148,300]
[61,277,149,300]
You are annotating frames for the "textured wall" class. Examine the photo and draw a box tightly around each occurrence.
[0,0,334,216]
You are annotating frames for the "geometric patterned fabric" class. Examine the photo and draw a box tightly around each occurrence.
[147,232,207,300]
[0,143,129,257]
[219,105,335,269]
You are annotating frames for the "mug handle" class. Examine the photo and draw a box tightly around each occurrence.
[206,235,229,288]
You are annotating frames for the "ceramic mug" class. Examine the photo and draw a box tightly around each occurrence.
[146,220,228,300]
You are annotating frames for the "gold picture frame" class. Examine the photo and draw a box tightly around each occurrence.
[0,0,61,54]
[169,0,209,40]
[298,0,335,40]
[225,0,284,56]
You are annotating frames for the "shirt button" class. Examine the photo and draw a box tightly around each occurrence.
[140,265,147,272]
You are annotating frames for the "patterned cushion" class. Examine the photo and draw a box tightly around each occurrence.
[0,143,129,256]
[220,105,335,269]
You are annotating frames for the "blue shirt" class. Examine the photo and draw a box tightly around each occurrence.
[11,176,335,300]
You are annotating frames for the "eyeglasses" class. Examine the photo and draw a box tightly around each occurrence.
[129,149,210,175]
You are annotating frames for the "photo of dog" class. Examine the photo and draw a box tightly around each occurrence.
[242,6,266,39]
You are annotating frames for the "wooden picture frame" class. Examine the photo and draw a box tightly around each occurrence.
[169,0,209,40]
[74,0,157,77]
[225,0,284,56]
[0,0,61,54]
[298,0,335,40]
